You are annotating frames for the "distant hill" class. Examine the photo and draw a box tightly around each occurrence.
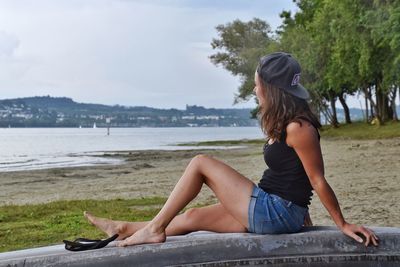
[330,106,400,123]
[0,96,258,127]
[0,96,398,127]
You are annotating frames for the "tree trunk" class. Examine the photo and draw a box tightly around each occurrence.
[338,92,352,124]
[390,86,398,121]
[375,76,392,123]
[370,91,375,118]
[364,86,378,120]
[382,93,390,122]
[387,95,393,120]
[365,92,369,123]
[322,112,328,125]
[373,83,384,125]
[364,86,380,124]
[320,105,333,126]
[329,90,339,127]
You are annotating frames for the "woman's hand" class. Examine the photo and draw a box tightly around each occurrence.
[341,222,379,247]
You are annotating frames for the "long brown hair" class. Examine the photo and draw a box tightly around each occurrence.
[258,78,321,141]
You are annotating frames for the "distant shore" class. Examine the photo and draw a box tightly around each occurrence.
[1,137,399,227]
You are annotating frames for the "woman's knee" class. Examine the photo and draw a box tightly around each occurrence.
[190,154,212,168]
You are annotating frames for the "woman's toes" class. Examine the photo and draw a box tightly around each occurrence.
[83,211,97,225]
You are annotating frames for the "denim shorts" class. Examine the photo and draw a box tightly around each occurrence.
[247,186,308,234]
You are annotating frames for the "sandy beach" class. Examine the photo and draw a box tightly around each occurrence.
[1,137,399,227]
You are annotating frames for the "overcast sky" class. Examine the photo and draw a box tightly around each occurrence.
[0,0,301,109]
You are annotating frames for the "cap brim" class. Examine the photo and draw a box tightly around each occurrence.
[296,84,310,99]
[283,83,310,100]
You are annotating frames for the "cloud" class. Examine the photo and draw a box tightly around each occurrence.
[0,31,35,87]
[0,31,20,58]
[0,0,295,108]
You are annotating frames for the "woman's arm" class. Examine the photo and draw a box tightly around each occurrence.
[286,121,378,246]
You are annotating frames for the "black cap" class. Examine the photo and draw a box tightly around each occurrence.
[256,52,310,100]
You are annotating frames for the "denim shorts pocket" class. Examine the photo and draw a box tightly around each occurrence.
[258,196,289,234]
[271,194,292,208]
[269,195,307,233]
[285,204,308,232]
[290,204,308,226]
[260,195,285,222]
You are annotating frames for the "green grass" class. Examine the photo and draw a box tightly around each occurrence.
[178,139,265,146]
[320,121,400,139]
[180,121,400,146]
[0,197,167,253]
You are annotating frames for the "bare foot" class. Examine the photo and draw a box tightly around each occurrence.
[118,224,166,247]
[84,211,127,240]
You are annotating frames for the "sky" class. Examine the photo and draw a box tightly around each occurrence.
[0,0,305,109]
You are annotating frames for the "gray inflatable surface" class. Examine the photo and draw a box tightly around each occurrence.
[0,226,399,267]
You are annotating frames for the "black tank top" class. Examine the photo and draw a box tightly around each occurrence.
[258,127,319,208]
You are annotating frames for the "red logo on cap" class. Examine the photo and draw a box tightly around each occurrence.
[291,73,300,86]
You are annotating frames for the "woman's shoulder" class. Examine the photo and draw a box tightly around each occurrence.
[285,119,320,147]
[286,119,315,132]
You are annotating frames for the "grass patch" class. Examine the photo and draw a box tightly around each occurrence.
[180,122,400,146]
[320,121,400,139]
[0,197,167,253]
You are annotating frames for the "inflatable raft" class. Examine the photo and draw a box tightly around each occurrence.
[0,226,399,267]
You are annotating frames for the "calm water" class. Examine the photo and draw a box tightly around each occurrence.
[0,127,263,172]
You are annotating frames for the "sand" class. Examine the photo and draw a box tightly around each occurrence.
[0,137,399,227]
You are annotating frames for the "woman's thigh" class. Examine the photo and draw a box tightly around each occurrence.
[166,203,247,236]
[193,155,255,229]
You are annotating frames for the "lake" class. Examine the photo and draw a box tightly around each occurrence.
[0,127,263,172]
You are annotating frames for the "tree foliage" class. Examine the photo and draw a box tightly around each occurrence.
[210,0,400,125]
[210,18,277,103]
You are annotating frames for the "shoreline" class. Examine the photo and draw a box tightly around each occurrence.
[0,145,247,173]
[0,137,399,227]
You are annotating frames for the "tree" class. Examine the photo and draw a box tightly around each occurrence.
[357,0,400,123]
[321,0,365,124]
[210,18,277,104]
[279,0,341,126]
[210,0,400,125]
[373,0,400,121]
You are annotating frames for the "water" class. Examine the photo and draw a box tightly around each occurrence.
[0,127,263,172]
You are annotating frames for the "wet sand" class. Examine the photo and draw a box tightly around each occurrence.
[0,137,399,227]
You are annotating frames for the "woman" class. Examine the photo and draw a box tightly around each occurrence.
[85,52,378,247]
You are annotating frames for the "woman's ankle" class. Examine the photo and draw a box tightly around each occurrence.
[147,220,166,234]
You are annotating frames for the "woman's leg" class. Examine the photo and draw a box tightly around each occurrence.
[85,203,247,240]
[118,154,255,246]
[165,203,248,234]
